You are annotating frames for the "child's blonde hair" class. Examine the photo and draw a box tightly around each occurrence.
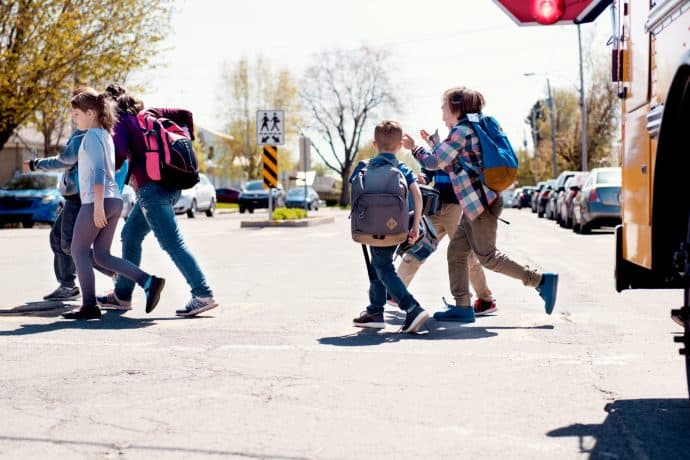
[70,87,119,133]
[374,120,403,152]
[443,87,485,120]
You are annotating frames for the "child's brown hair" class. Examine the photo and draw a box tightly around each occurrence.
[70,87,119,133]
[374,120,403,152]
[443,87,485,120]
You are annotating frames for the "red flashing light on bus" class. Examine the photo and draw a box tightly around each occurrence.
[530,0,566,24]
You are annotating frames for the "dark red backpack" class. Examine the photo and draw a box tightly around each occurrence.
[137,109,200,190]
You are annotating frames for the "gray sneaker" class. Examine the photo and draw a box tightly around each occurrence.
[96,291,132,310]
[175,296,218,317]
[43,286,80,301]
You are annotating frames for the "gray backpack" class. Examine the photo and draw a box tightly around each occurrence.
[350,157,409,246]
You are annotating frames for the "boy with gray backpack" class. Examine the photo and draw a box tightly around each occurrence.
[349,120,429,333]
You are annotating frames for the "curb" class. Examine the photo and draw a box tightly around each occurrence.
[240,216,335,228]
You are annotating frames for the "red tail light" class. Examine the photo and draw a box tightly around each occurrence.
[530,0,565,25]
[589,189,600,203]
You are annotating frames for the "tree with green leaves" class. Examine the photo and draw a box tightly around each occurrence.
[0,0,172,152]
[300,46,399,206]
[219,55,301,181]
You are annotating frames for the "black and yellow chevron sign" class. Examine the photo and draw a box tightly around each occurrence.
[262,146,278,189]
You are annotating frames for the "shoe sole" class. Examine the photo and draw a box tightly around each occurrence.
[176,302,219,317]
[353,322,385,329]
[99,303,132,311]
[402,310,430,333]
[145,278,166,314]
[44,294,81,301]
[475,307,498,316]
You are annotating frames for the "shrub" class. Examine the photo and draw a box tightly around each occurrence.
[272,207,307,220]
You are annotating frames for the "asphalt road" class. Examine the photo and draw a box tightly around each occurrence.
[1,207,689,459]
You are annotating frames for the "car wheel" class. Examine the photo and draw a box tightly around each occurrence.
[580,222,591,234]
[313,200,319,211]
[22,220,34,228]
[538,210,544,218]
[205,199,216,217]
[248,207,254,214]
[187,200,197,218]
[239,206,246,214]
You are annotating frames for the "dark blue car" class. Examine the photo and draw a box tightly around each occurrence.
[285,186,320,210]
[0,173,64,228]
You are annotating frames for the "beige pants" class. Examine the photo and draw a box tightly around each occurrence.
[448,195,541,306]
[397,202,493,301]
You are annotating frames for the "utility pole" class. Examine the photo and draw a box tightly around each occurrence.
[546,77,557,177]
[578,24,588,172]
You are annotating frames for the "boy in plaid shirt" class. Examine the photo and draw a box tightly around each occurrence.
[402,87,558,320]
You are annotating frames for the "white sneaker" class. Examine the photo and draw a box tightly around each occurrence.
[175,296,218,317]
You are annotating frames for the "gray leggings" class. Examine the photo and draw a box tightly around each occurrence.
[72,198,149,307]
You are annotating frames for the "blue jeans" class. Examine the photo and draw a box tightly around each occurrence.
[368,245,419,314]
[50,198,80,288]
[115,183,213,300]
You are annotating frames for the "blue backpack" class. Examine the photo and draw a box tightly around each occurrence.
[457,113,518,193]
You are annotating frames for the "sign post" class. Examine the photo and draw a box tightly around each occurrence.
[257,110,284,219]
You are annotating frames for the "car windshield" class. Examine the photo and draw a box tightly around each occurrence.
[596,170,621,185]
[245,181,264,191]
[3,174,58,190]
[287,188,307,197]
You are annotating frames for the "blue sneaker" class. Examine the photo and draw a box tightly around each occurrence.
[536,273,559,315]
[432,297,476,323]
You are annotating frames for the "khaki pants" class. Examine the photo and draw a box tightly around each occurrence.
[397,202,493,301]
[448,195,541,306]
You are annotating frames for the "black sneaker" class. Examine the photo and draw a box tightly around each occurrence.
[144,276,166,314]
[44,286,80,301]
[353,310,385,329]
[400,305,430,333]
[62,305,101,320]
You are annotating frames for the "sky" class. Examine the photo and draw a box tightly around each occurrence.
[135,0,612,166]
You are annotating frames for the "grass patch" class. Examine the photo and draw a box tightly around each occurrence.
[217,202,238,209]
[272,207,307,220]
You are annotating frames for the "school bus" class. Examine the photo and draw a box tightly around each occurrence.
[495,0,690,394]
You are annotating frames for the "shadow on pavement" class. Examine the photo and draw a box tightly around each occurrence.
[547,398,690,458]
[318,318,554,347]
[0,311,181,336]
[0,435,310,459]
[0,300,74,317]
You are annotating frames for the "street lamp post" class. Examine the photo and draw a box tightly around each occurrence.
[577,24,588,172]
[546,77,557,177]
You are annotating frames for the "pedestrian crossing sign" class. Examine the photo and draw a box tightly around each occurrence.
[256,109,284,145]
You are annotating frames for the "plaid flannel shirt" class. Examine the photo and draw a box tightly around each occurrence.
[412,121,496,221]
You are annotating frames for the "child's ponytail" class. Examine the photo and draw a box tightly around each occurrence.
[70,87,119,133]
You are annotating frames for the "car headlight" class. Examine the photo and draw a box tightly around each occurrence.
[41,195,56,204]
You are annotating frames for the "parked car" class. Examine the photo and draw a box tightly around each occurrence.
[173,173,217,218]
[557,172,588,228]
[510,188,523,208]
[238,179,285,214]
[0,172,64,228]
[547,170,578,222]
[216,187,241,204]
[501,188,515,208]
[120,184,136,220]
[531,181,548,213]
[572,167,622,234]
[536,179,556,218]
[285,186,320,210]
[516,186,534,209]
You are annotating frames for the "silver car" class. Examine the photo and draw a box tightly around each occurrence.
[572,167,621,234]
[173,173,217,218]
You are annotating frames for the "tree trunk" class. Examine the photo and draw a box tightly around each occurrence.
[0,125,17,153]
[339,171,350,206]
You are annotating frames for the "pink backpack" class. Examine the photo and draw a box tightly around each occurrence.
[137,109,200,190]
